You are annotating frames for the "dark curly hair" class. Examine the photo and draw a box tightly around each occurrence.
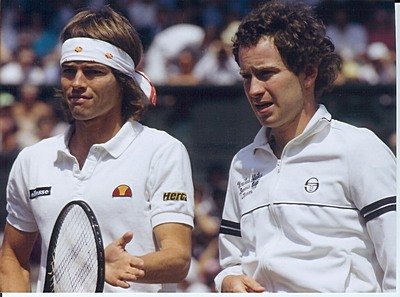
[232,1,341,99]
[60,6,147,123]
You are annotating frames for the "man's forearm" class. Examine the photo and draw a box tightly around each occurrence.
[0,257,31,292]
[137,247,190,284]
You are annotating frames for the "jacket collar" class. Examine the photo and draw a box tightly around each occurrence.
[253,104,332,154]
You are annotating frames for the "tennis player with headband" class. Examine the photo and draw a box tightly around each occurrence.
[0,6,194,292]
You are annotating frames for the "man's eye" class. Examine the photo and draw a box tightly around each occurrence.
[85,69,103,76]
[62,68,75,75]
[257,71,273,80]
[240,73,251,80]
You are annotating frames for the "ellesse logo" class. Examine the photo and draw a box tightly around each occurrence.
[29,187,51,199]
[112,184,132,198]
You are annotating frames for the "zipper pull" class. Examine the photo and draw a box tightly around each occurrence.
[276,159,281,173]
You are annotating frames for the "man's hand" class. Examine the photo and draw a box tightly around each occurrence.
[104,232,145,288]
[221,275,265,293]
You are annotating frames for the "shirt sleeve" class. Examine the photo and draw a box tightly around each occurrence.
[147,140,194,228]
[348,129,396,291]
[6,149,38,232]
[214,164,247,292]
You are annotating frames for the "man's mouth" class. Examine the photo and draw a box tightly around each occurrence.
[255,102,273,111]
[69,94,91,103]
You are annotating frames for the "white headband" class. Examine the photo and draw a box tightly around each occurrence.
[61,37,156,105]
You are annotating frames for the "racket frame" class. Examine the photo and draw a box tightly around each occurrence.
[43,200,105,292]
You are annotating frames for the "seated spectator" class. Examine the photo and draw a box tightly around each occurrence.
[358,42,395,85]
[193,39,242,85]
[0,39,12,66]
[0,47,46,85]
[36,113,67,142]
[366,8,395,51]
[326,5,367,61]
[0,92,19,154]
[0,92,20,231]
[41,46,62,86]
[125,0,158,50]
[167,48,200,86]
[11,84,55,148]
[144,23,205,84]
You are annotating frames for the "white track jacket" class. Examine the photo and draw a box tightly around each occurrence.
[215,105,396,292]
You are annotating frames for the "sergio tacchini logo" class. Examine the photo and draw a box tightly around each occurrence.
[304,177,319,193]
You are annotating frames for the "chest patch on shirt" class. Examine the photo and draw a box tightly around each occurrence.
[304,177,319,193]
[112,184,132,198]
[163,192,187,201]
[237,172,263,199]
[29,186,52,199]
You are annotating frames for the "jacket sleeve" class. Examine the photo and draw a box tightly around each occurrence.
[363,210,396,291]
[348,129,396,291]
[214,166,247,292]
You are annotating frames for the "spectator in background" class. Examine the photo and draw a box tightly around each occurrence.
[29,12,59,59]
[144,23,205,84]
[125,0,158,50]
[0,92,19,154]
[194,39,242,85]
[0,41,12,66]
[0,92,20,231]
[192,185,220,261]
[0,4,24,56]
[0,47,46,86]
[188,165,228,292]
[167,48,200,86]
[358,42,395,85]
[366,8,395,51]
[186,185,220,293]
[326,5,367,61]
[11,84,55,148]
[41,47,62,86]
[193,20,242,85]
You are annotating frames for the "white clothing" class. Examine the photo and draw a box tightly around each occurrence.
[215,105,396,292]
[144,24,205,84]
[6,120,195,292]
[193,49,242,85]
[326,23,367,60]
[0,62,46,86]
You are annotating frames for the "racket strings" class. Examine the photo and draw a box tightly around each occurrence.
[50,205,99,292]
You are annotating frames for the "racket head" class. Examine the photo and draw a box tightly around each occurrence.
[43,200,105,292]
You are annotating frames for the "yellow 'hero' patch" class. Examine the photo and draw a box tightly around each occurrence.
[163,192,187,201]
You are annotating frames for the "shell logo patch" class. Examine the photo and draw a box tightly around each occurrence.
[112,184,132,198]
[74,46,83,53]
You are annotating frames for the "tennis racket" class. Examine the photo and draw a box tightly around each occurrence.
[43,200,105,292]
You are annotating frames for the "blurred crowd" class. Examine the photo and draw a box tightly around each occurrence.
[0,0,396,292]
[0,0,396,88]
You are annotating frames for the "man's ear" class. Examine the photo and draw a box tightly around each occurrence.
[304,66,318,88]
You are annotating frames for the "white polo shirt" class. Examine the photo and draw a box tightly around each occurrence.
[6,120,194,292]
[215,105,396,292]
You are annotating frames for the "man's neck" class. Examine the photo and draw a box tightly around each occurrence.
[268,105,318,158]
[69,118,124,168]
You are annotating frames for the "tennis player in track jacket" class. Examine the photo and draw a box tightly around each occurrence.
[215,1,396,293]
